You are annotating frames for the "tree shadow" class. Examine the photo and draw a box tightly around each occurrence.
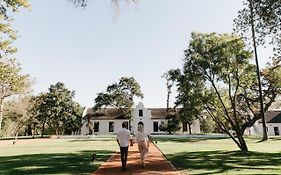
[69,138,115,142]
[152,137,229,143]
[0,150,114,175]
[166,150,281,174]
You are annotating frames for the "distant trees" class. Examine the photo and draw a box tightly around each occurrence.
[2,95,32,137]
[94,77,143,119]
[28,82,83,137]
[159,112,180,134]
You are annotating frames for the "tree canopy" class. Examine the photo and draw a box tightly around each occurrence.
[29,82,83,136]
[167,32,281,151]
[94,76,143,119]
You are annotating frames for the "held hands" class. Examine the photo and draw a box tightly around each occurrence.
[130,139,134,147]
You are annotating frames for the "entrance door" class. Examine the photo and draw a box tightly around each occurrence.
[153,121,158,132]
[183,122,188,132]
[274,127,280,135]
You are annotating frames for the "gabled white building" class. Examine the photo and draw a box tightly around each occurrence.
[245,110,281,136]
[81,102,200,135]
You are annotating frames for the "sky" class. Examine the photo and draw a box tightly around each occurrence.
[12,0,272,108]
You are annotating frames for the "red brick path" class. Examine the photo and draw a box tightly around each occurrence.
[92,142,182,175]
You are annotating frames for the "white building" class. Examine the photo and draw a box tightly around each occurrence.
[81,102,200,135]
[246,110,281,136]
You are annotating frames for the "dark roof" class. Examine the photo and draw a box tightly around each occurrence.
[86,108,126,120]
[148,108,167,119]
[267,111,281,123]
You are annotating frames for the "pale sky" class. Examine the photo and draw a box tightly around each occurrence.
[12,0,271,108]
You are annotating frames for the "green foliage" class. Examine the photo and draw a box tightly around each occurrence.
[0,0,30,19]
[167,32,266,151]
[234,0,281,57]
[179,32,281,151]
[0,0,30,132]
[199,116,216,133]
[94,76,143,118]
[163,68,204,134]
[2,95,32,137]
[159,112,180,134]
[29,82,83,136]
[0,58,30,131]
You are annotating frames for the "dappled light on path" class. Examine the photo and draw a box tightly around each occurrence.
[92,141,181,175]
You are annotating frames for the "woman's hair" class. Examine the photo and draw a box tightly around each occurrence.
[138,124,144,132]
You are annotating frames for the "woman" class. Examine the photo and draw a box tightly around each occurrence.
[135,124,149,167]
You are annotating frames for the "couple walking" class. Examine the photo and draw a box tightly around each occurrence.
[116,122,150,171]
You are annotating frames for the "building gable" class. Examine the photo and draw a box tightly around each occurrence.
[267,111,281,123]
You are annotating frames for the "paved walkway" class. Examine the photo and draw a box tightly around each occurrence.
[92,142,182,175]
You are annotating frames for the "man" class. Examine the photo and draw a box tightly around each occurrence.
[116,122,131,171]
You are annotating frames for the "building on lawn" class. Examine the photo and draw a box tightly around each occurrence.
[245,110,281,136]
[81,102,200,135]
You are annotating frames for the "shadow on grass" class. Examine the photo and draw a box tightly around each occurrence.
[166,150,281,175]
[0,150,113,175]
[0,136,50,141]
[69,138,115,142]
[152,137,229,143]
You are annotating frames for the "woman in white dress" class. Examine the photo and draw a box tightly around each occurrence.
[135,124,149,167]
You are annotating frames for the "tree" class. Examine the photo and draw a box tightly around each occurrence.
[164,68,204,135]
[63,101,83,135]
[28,82,83,137]
[0,59,30,130]
[0,0,29,19]
[0,0,30,131]
[2,95,32,137]
[159,112,180,134]
[234,0,281,141]
[28,93,49,137]
[175,32,280,151]
[46,82,82,135]
[94,76,143,119]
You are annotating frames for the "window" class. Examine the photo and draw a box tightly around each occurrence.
[139,110,143,117]
[153,121,158,132]
[183,122,188,132]
[94,122,99,132]
[109,122,114,132]
[274,127,280,135]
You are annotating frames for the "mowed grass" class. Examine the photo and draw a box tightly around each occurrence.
[153,137,281,175]
[0,136,118,175]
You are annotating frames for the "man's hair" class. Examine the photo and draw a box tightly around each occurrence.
[122,122,127,128]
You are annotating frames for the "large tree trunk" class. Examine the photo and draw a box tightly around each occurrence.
[237,132,248,152]
[249,0,268,141]
[32,122,36,138]
[41,122,45,138]
[188,122,192,135]
[0,98,3,130]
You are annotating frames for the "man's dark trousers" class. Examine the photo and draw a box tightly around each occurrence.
[120,146,129,170]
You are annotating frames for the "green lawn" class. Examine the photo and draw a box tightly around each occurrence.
[0,137,118,175]
[152,136,281,175]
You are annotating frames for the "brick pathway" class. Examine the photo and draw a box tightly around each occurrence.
[92,142,181,175]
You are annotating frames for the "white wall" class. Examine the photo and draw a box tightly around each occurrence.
[80,102,201,135]
[246,122,281,136]
[267,123,281,136]
[131,102,154,135]
[81,119,128,135]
